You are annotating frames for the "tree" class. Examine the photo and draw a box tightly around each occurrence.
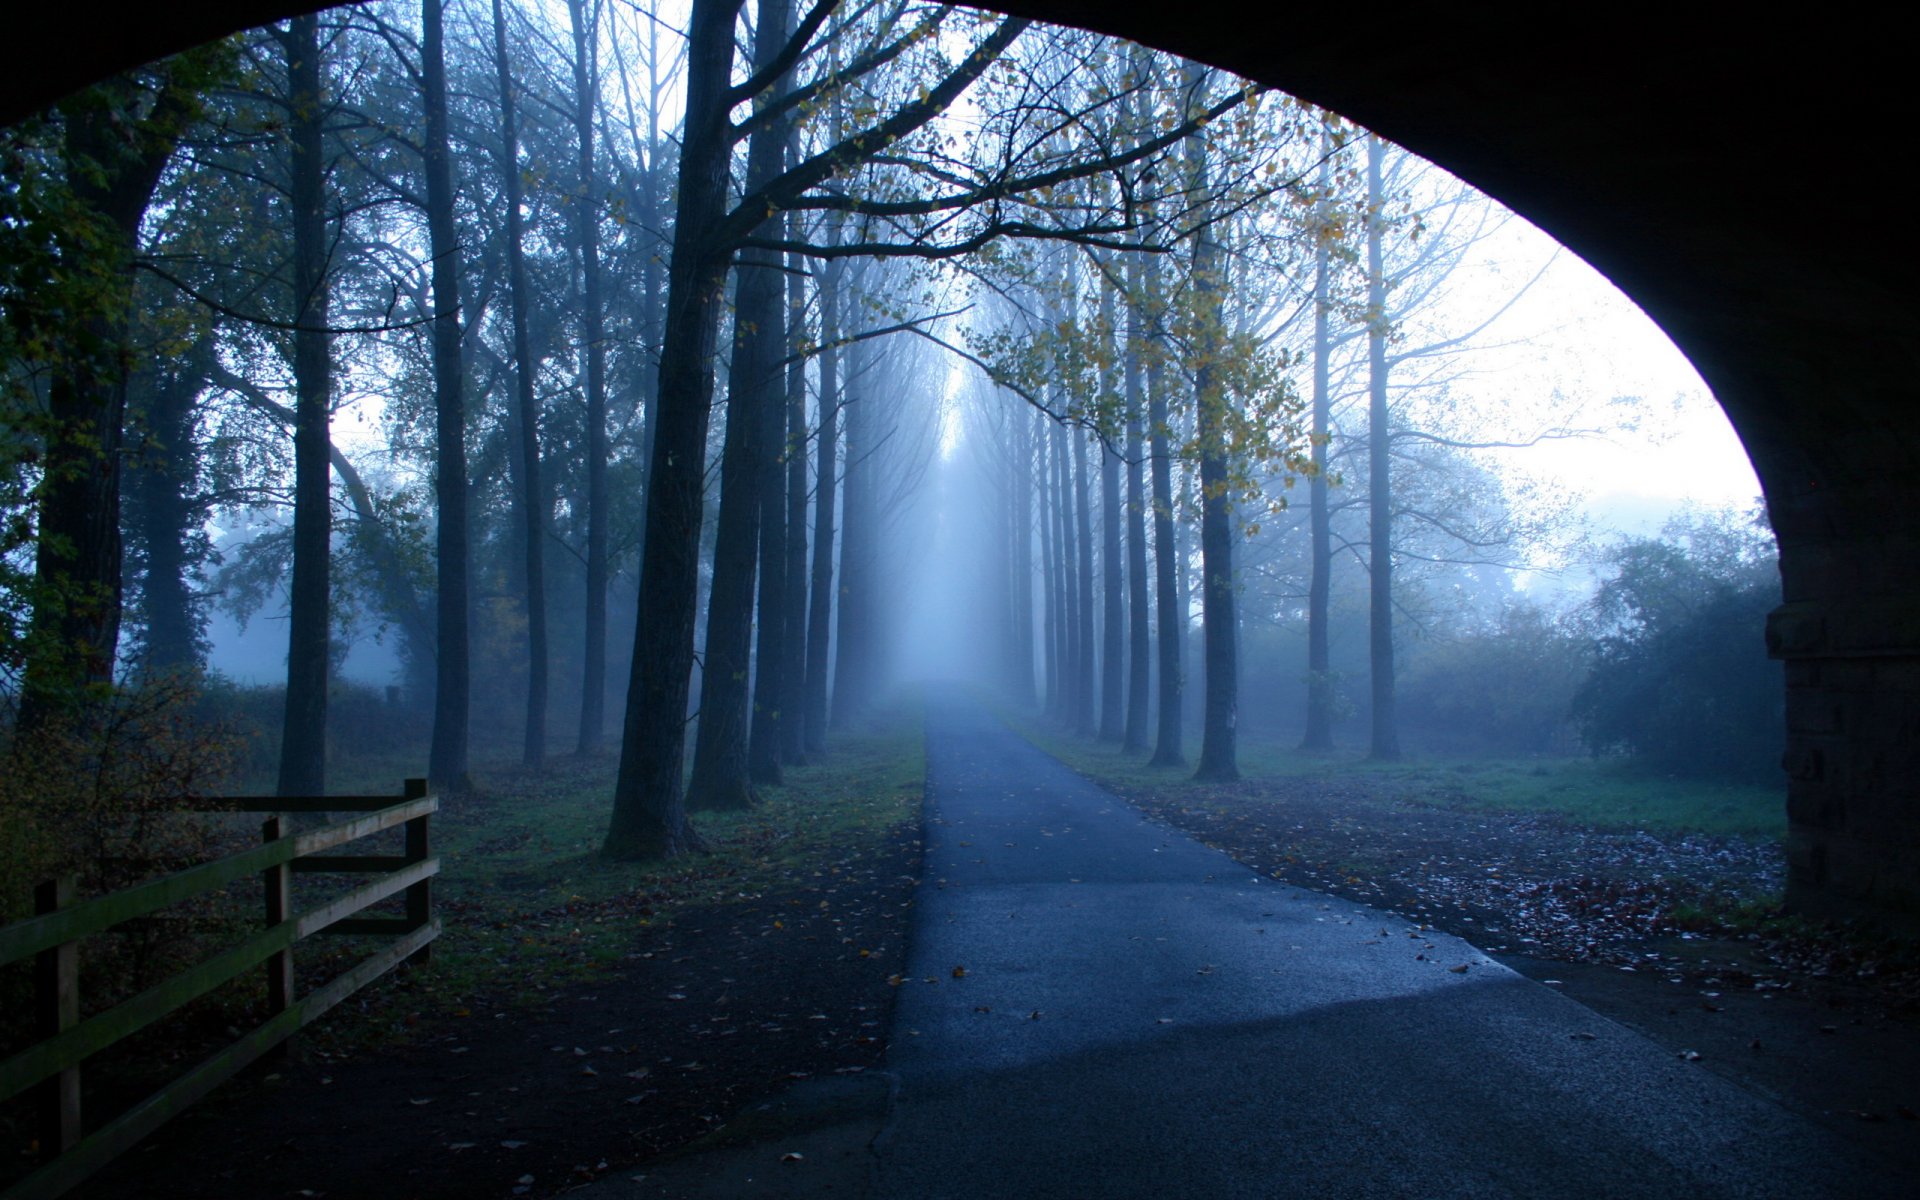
[1363,132,1398,762]
[491,0,549,769]
[1299,117,1345,751]
[1187,74,1239,783]
[422,0,472,794]
[601,0,737,857]
[8,50,227,736]
[274,15,333,796]
[685,0,796,812]
[605,1,1237,855]
[567,0,613,756]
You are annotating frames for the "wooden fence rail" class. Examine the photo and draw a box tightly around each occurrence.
[0,779,439,1200]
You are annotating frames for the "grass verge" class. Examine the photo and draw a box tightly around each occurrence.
[300,698,927,1052]
[1018,723,1784,839]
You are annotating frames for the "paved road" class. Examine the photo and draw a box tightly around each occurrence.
[587,692,1906,1198]
[870,693,1904,1199]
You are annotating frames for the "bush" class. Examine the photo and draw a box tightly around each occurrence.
[1572,511,1782,780]
[1398,602,1586,754]
[1,674,245,1050]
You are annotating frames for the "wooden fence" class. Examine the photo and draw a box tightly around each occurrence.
[0,780,440,1200]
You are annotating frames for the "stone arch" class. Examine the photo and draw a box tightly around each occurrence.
[7,3,1916,924]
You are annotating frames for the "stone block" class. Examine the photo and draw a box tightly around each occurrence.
[1780,745,1823,781]
[1765,601,1825,658]
[1785,690,1844,735]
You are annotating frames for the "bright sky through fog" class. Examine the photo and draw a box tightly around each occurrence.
[1423,205,1762,536]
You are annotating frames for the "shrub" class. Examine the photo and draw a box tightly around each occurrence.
[1,674,245,1049]
[1571,511,1782,780]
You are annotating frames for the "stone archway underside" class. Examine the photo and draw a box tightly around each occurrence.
[8,3,1918,924]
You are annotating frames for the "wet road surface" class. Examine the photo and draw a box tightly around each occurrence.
[871,692,1905,1199]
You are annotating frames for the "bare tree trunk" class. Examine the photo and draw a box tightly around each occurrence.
[1012,403,1035,704]
[741,263,787,787]
[803,255,840,754]
[1052,418,1075,724]
[690,0,794,808]
[1365,132,1400,761]
[1122,252,1151,752]
[1301,126,1336,752]
[1189,83,1238,783]
[636,17,667,507]
[831,347,873,729]
[568,0,610,755]
[1038,409,1059,712]
[424,0,470,795]
[603,0,740,859]
[779,242,810,766]
[493,0,548,769]
[1145,247,1183,767]
[1099,271,1125,742]
[275,17,332,796]
[1073,425,1096,735]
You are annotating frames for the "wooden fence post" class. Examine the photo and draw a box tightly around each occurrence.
[261,814,294,1062]
[34,875,80,1162]
[402,778,432,965]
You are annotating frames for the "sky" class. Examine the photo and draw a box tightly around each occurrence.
[1429,208,1762,533]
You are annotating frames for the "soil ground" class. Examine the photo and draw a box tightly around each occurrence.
[75,790,924,1200]
[46,721,1920,1196]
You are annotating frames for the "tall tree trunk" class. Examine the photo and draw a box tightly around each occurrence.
[635,16,667,507]
[779,241,810,766]
[690,0,793,807]
[832,343,874,728]
[1146,247,1183,766]
[803,255,841,754]
[603,0,740,859]
[1189,84,1238,782]
[1012,402,1035,704]
[424,0,470,795]
[1122,251,1151,752]
[1098,271,1124,742]
[1301,126,1336,752]
[493,0,548,769]
[129,338,212,674]
[18,64,204,735]
[276,18,332,796]
[1051,417,1075,724]
[568,0,611,755]
[1073,425,1096,735]
[1037,409,1059,713]
[743,243,793,786]
[1365,132,1400,761]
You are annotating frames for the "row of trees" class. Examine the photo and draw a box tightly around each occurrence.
[2,0,1775,880]
[3,0,1329,858]
[956,90,1605,772]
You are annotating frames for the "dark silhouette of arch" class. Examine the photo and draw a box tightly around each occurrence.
[8,3,1915,925]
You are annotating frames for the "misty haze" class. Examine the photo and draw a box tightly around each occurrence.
[2,3,1913,1198]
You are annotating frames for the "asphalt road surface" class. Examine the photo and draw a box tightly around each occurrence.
[871,692,1904,1199]
[588,692,1907,1199]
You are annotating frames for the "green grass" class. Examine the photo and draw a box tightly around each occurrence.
[290,698,926,1051]
[1016,721,1785,840]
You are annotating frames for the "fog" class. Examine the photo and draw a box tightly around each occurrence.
[2,0,1782,805]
